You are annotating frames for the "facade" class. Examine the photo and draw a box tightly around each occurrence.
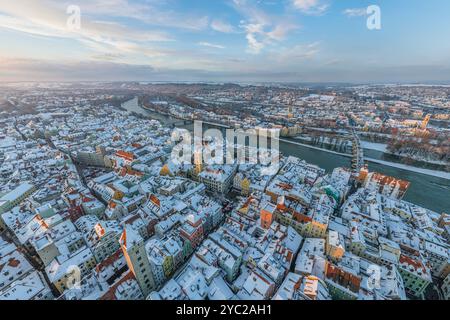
[441,273,450,300]
[260,202,276,229]
[0,183,36,231]
[179,215,204,250]
[45,247,97,294]
[324,262,361,300]
[326,230,345,261]
[85,221,122,262]
[397,254,432,298]
[119,228,156,297]
[198,165,237,193]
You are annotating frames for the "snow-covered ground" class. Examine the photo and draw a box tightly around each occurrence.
[366,158,450,180]
[360,141,388,153]
[361,140,448,166]
[281,138,450,180]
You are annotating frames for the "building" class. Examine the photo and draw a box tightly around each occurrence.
[0,239,53,300]
[0,271,54,300]
[85,221,122,262]
[74,150,106,167]
[119,227,156,296]
[326,230,345,261]
[260,202,276,229]
[81,196,106,218]
[441,273,450,300]
[145,239,174,286]
[198,165,237,193]
[360,170,410,200]
[0,183,36,231]
[237,269,275,300]
[397,253,432,298]
[422,241,449,279]
[45,247,97,294]
[324,262,361,300]
[179,214,204,250]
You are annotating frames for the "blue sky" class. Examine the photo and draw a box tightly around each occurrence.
[0,0,450,82]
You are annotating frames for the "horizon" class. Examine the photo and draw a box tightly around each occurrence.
[3,80,450,86]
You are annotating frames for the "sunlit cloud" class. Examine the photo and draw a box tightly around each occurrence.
[198,42,226,49]
[291,0,329,15]
[60,0,211,31]
[210,19,236,33]
[232,0,300,54]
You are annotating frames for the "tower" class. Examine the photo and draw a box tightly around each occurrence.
[120,227,156,297]
[420,114,431,130]
[260,202,276,229]
[193,150,202,176]
[287,99,294,119]
[358,165,369,183]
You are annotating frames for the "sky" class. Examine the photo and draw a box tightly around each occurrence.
[0,0,450,83]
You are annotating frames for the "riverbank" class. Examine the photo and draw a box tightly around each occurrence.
[280,138,351,158]
[124,97,450,180]
[121,97,450,213]
[282,138,450,180]
[360,141,388,152]
[365,158,450,180]
[361,140,448,168]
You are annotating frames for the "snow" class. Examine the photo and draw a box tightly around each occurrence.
[0,271,51,300]
[365,158,450,180]
[360,141,388,152]
[0,182,34,202]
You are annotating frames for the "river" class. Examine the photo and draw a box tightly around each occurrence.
[121,97,450,214]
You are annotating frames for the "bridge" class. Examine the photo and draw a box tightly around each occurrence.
[169,119,194,127]
[350,128,365,177]
[170,119,232,130]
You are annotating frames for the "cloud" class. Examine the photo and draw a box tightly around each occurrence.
[0,2,175,42]
[0,1,175,63]
[241,21,298,54]
[245,32,265,54]
[210,19,235,33]
[292,0,329,15]
[232,0,299,54]
[266,23,298,41]
[342,8,367,17]
[91,53,125,61]
[273,42,320,63]
[63,0,210,31]
[198,42,225,49]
